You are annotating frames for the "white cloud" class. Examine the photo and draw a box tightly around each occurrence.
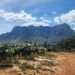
[0,9,49,26]
[54,10,75,26]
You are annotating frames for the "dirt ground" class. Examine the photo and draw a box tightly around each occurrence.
[0,53,75,75]
[55,53,75,75]
[0,66,22,75]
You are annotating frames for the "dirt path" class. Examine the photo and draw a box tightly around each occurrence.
[0,53,75,75]
[55,53,75,75]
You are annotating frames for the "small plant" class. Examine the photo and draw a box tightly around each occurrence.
[19,63,27,71]
[19,62,35,71]
[13,59,20,64]
[19,63,31,71]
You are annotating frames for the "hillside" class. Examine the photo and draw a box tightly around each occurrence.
[0,23,75,43]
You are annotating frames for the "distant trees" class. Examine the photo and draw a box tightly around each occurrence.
[0,42,48,60]
[0,37,75,62]
[43,42,49,48]
[57,36,75,51]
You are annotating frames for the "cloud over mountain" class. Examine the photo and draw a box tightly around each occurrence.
[54,10,75,29]
[0,9,50,26]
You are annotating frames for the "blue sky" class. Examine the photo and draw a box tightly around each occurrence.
[0,0,75,34]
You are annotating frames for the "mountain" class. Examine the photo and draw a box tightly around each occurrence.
[0,23,75,43]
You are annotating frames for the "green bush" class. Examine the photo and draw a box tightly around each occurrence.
[19,63,29,71]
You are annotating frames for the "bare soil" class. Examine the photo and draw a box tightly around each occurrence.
[0,53,75,75]
[55,53,75,75]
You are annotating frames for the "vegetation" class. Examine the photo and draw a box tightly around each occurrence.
[0,36,75,66]
[0,42,48,64]
[56,36,75,51]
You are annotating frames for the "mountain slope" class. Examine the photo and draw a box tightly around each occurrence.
[0,23,75,43]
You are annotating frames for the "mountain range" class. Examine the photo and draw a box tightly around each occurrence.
[0,23,75,43]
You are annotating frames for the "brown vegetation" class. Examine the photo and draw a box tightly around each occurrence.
[0,53,75,75]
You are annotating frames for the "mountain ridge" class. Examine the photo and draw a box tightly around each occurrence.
[0,23,75,43]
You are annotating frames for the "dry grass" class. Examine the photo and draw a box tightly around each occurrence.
[0,52,75,75]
